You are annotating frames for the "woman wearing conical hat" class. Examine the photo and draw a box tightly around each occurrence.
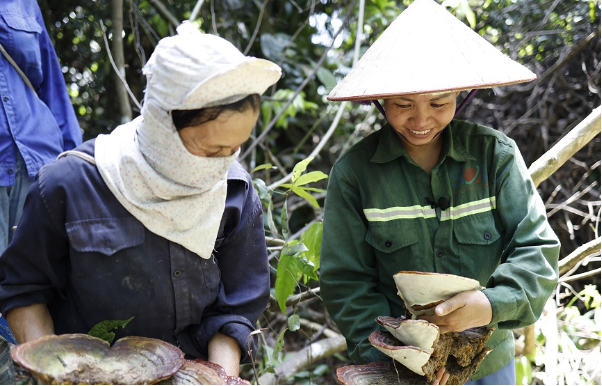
[320,0,560,384]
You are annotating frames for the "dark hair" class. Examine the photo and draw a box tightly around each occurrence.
[172,94,261,131]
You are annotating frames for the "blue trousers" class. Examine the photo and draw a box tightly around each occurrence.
[0,152,32,344]
[466,359,516,385]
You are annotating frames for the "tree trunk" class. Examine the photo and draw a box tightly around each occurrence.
[111,0,132,123]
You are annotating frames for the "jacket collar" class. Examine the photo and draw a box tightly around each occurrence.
[370,120,475,164]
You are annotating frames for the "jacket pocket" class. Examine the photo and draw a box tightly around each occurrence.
[452,213,502,278]
[201,253,221,291]
[1,14,43,87]
[365,222,419,253]
[66,218,145,255]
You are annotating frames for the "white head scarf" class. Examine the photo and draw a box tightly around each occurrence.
[95,22,282,259]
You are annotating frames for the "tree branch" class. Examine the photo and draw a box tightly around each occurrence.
[559,237,602,275]
[528,106,601,188]
[257,335,347,385]
[265,288,321,313]
[148,0,180,28]
[240,0,358,161]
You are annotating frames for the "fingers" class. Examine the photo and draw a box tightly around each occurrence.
[441,372,450,385]
[431,367,447,385]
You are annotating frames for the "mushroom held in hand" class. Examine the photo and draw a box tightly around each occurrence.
[392,271,484,316]
[11,334,185,385]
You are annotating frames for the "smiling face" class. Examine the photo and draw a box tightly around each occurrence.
[383,92,459,148]
[177,108,260,157]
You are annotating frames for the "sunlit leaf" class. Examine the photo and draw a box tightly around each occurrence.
[291,186,320,208]
[275,254,301,314]
[252,163,274,173]
[294,171,329,187]
[291,157,314,183]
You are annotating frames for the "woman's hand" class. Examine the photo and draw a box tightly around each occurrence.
[420,290,492,334]
[431,367,450,385]
[208,332,241,377]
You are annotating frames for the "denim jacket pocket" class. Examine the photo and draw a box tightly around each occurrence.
[66,218,145,255]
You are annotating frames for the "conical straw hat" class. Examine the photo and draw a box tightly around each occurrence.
[327,0,536,101]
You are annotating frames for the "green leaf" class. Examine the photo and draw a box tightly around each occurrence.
[316,67,338,91]
[277,183,294,192]
[273,328,287,360]
[292,186,320,208]
[515,356,532,385]
[294,171,329,187]
[291,157,314,183]
[264,367,276,374]
[301,222,323,269]
[252,163,273,173]
[266,197,278,237]
[88,317,134,344]
[281,198,290,241]
[282,241,309,256]
[296,255,319,281]
[253,178,269,200]
[275,254,302,314]
[288,314,301,332]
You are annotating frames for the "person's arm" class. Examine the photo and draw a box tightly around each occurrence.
[425,139,559,332]
[190,175,270,364]
[0,170,69,337]
[208,332,241,376]
[6,303,55,344]
[35,5,82,150]
[319,164,390,364]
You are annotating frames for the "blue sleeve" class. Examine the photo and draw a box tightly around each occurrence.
[35,6,82,150]
[190,179,270,363]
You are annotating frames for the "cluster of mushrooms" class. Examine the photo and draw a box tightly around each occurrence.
[11,334,250,385]
[338,271,495,385]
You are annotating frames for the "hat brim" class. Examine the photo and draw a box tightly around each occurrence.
[179,58,282,110]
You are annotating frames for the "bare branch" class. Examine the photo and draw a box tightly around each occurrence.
[243,0,268,55]
[528,106,601,188]
[189,0,204,22]
[265,288,321,313]
[559,237,602,275]
[111,0,133,123]
[148,0,179,28]
[559,268,602,283]
[257,335,347,385]
[240,0,359,160]
[100,19,141,117]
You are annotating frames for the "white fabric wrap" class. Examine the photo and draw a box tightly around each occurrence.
[95,102,237,259]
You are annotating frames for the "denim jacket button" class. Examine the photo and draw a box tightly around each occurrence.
[173,270,182,277]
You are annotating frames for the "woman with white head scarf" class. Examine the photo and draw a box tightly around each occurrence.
[320,0,559,384]
[0,22,281,376]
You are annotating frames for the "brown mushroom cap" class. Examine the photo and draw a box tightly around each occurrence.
[11,334,185,385]
[336,361,425,385]
[393,271,483,316]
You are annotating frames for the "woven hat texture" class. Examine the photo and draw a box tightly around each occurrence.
[327,0,536,101]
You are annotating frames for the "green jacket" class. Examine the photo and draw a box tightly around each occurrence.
[319,120,559,380]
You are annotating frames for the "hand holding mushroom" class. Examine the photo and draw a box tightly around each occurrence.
[366,271,495,385]
[420,290,493,334]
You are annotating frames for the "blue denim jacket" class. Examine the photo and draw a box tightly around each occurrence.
[0,0,82,186]
[0,140,270,362]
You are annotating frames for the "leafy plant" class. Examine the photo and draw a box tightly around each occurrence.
[87,317,134,344]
